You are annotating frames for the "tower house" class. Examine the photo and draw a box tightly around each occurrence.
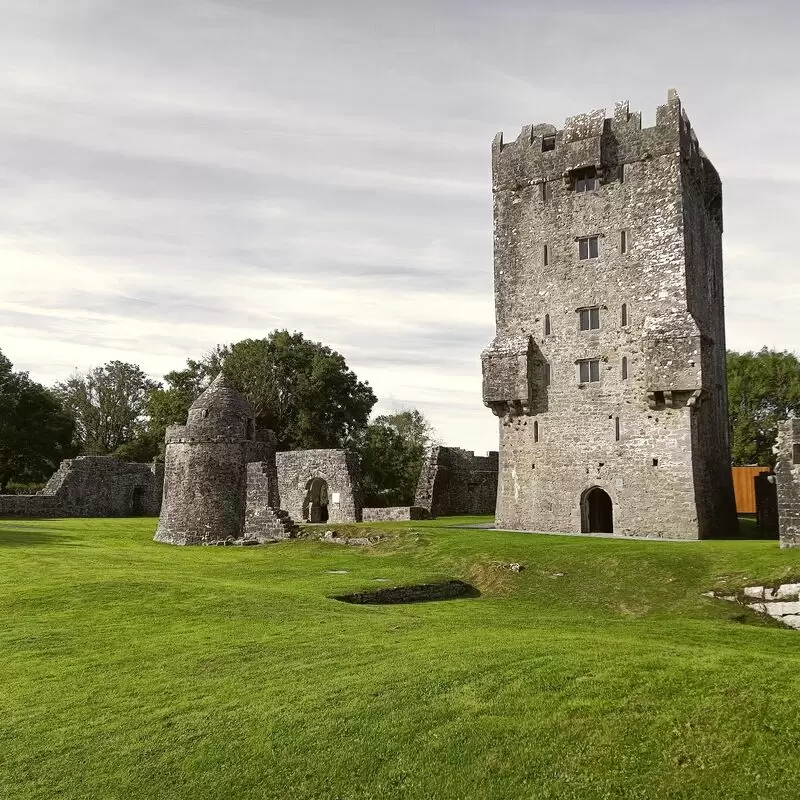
[482,90,737,538]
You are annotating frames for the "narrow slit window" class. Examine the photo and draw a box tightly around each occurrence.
[620,230,627,254]
[541,181,552,202]
[542,135,556,152]
[621,303,628,327]
[543,244,549,266]
[578,236,599,260]
[534,421,539,442]
[794,443,800,465]
[621,356,628,380]
[615,417,620,441]
[618,164,625,184]
[579,307,600,331]
[545,363,551,386]
[544,314,551,336]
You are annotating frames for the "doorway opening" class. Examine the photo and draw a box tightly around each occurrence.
[581,487,613,534]
[303,478,329,523]
[131,486,146,516]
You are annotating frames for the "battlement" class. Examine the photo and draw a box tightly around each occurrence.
[491,89,705,190]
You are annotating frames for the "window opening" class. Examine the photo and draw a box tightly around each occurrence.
[578,236,599,260]
[620,230,627,254]
[615,417,620,441]
[543,244,549,266]
[573,167,598,193]
[621,303,628,327]
[534,421,539,442]
[579,307,600,331]
[542,135,556,152]
[621,356,628,380]
[579,359,600,383]
[545,364,551,386]
[541,181,552,202]
[544,314,551,336]
[618,164,625,184]
[794,443,800,465]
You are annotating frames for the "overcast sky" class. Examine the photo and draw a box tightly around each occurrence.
[1,0,798,454]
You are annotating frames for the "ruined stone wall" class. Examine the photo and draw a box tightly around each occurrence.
[0,457,162,518]
[361,506,429,522]
[482,90,735,538]
[414,447,498,517]
[275,449,362,523]
[776,419,800,548]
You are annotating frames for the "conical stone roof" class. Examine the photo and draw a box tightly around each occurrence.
[189,372,253,419]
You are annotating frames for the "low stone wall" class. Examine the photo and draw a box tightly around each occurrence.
[709,583,800,630]
[0,457,163,518]
[361,506,429,522]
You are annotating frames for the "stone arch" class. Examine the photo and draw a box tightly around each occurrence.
[580,486,614,534]
[303,477,329,523]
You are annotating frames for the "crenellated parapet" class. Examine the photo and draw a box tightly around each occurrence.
[491,89,693,195]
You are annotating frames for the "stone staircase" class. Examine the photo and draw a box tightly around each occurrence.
[243,506,299,543]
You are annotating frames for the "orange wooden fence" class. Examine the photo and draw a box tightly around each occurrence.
[731,466,771,514]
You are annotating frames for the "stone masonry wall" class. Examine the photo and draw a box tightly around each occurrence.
[414,446,498,517]
[276,449,362,524]
[0,457,162,518]
[361,506,429,522]
[776,419,800,548]
[482,90,736,538]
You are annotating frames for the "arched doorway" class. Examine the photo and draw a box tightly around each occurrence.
[303,478,329,523]
[581,487,614,534]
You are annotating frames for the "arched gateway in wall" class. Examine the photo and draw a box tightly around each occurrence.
[581,487,614,534]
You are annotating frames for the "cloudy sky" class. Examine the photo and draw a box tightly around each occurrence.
[1,0,798,454]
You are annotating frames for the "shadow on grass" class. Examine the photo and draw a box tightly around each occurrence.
[714,516,779,542]
[0,522,80,547]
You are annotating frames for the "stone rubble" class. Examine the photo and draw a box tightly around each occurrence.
[707,583,800,630]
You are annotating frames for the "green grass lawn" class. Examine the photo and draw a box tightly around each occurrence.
[2,516,800,800]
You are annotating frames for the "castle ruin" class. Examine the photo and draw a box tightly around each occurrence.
[482,90,738,539]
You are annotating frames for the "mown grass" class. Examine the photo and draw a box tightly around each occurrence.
[2,516,800,800]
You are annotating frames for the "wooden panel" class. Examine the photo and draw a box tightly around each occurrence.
[731,466,770,514]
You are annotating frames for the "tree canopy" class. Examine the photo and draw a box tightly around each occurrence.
[152,331,377,452]
[0,350,75,491]
[727,348,800,466]
[53,361,159,456]
[357,409,436,507]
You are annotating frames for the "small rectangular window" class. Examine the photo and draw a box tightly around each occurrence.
[579,307,600,331]
[542,135,556,152]
[620,230,627,254]
[794,443,800,465]
[578,359,600,383]
[573,167,598,193]
[541,181,552,202]
[543,244,549,266]
[578,236,599,260]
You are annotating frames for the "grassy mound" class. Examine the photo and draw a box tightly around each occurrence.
[2,516,800,799]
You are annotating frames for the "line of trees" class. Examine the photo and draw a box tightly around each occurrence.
[1,339,797,496]
[0,331,436,503]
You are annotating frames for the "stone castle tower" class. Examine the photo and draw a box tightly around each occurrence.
[155,373,267,545]
[481,90,737,539]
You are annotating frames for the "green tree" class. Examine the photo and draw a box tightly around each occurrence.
[165,332,377,450]
[357,409,436,507]
[53,361,159,455]
[0,350,75,491]
[727,348,800,466]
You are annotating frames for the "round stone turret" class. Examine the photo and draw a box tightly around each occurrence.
[154,373,266,545]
